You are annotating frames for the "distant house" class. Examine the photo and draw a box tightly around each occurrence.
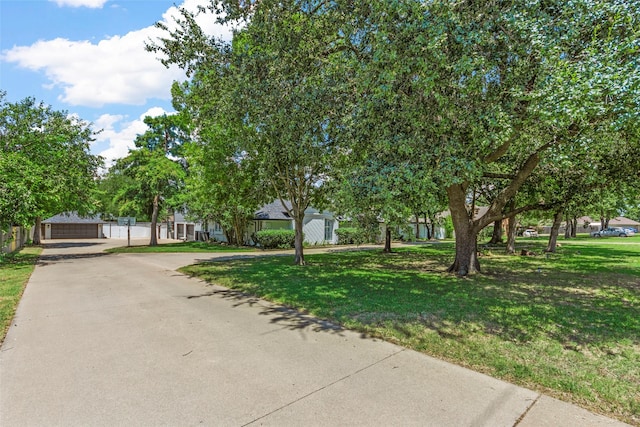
[589,216,640,232]
[253,200,339,244]
[207,200,339,245]
[42,212,106,239]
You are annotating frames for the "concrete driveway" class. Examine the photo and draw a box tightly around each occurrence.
[0,239,629,426]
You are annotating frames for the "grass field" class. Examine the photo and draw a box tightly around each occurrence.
[0,246,42,345]
[106,241,255,254]
[180,238,640,425]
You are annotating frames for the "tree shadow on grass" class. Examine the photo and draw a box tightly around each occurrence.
[184,248,639,350]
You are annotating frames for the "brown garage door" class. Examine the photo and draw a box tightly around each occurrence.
[51,224,98,239]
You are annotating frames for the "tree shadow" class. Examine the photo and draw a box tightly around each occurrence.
[37,252,111,266]
[183,246,639,349]
[43,242,105,249]
[186,287,344,335]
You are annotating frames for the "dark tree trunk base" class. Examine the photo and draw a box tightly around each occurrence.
[383,227,392,253]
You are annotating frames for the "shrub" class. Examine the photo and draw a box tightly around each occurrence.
[254,229,296,249]
[335,227,367,245]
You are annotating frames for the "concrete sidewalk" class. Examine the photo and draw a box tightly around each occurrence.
[0,239,630,426]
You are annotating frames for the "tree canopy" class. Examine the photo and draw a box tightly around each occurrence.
[0,92,102,243]
[106,114,188,246]
[148,0,639,273]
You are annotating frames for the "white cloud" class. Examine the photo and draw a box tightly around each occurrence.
[2,1,232,108]
[162,0,237,41]
[50,0,108,8]
[95,107,170,166]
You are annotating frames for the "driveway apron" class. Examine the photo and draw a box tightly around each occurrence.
[0,240,628,426]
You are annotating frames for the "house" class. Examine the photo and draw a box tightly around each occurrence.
[253,200,339,244]
[207,200,339,245]
[42,212,106,239]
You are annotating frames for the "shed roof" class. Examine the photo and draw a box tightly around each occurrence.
[43,212,106,224]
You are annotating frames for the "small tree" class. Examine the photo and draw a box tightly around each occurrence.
[110,147,185,246]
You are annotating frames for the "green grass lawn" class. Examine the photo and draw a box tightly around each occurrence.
[0,246,42,344]
[106,241,256,254]
[180,238,640,425]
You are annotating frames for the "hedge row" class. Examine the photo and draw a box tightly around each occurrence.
[254,229,297,249]
[334,227,368,245]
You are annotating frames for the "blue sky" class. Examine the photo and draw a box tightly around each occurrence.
[1,0,231,165]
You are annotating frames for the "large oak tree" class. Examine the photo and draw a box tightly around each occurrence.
[0,93,102,244]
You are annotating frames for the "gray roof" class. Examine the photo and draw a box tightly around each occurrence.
[255,200,292,221]
[607,217,640,226]
[43,212,106,224]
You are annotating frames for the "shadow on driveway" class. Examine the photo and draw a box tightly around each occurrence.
[187,287,345,335]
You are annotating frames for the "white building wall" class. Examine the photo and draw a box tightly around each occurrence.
[303,217,324,244]
[207,222,228,242]
[303,212,338,244]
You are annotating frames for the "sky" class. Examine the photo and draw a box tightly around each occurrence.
[0,0,232,166]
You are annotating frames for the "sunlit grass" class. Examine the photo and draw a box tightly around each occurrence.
[106,241,255,253]
[180,239,640,425]
[0,246,42,344]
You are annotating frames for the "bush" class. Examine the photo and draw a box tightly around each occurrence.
[254,229,296,249]
[335,227,367,245]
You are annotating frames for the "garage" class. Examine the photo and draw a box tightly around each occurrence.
[50,223,98,239]
[42,212,105,239]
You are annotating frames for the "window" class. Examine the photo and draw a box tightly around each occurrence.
[324,219,334,241]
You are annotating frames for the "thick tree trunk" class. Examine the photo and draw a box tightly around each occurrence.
[448,225,480,275]
[150,194,159,246]
[447,185,481,275]
[488,219,503,244]
[571,217,577,238]
[293,215,305,265]
[564,213,571,239]
[383,226,392,253]
[33,216,42,245]
[447,187,480,275]
[546,210,563,252]
[506,215,517,254]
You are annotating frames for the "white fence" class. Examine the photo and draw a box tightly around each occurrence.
[102,222,170,239]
